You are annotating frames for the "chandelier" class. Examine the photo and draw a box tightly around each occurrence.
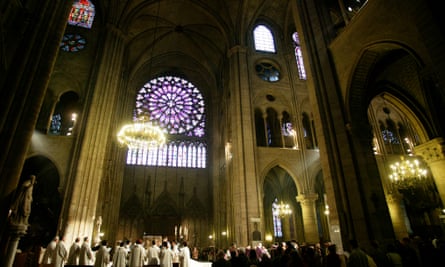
[117,116,166,149]
[388,156,428,190]
[273,200,292,218]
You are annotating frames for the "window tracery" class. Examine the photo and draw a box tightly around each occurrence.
[127,76,207,168]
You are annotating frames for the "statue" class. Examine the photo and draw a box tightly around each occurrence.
[2,175,36,267]
[9,175,36,226]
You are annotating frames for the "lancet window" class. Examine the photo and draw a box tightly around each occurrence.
[68,0,95,29]
[292,32,307,80]
[254,25,276,53]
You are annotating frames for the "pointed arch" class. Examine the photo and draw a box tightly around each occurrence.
[18,156,62,249]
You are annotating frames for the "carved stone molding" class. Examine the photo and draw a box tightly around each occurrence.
[296,193,319,205]
[414,137,445,163]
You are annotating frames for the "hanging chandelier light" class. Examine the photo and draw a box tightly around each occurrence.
[273,200,292,218]
[388,156,428,190]
[117,116,166,149]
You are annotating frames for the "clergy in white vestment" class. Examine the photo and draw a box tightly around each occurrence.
[171,240,180,264]
[79,236,94,265]
[66,237,81,265]
[148,240,161,265]
[112,242,128,267]
[179,241,191,267]
[54,237,68,267]
[42,236,59,264]
[93,240,110,267]
[160,241,175,267]
[129,239,147,267]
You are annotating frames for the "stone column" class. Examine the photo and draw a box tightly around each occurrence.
[386,192,410,240]
[63,25,127,244]
[263,113,268,147]
[414,137,445,207]
[282,215,292,241]
[278,115,285,148]
[226,46,260,246]
[3,224,28,267]
[297,193,319,243]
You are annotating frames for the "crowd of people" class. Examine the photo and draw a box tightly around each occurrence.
[25,233,445,267]
[208,235,445,267]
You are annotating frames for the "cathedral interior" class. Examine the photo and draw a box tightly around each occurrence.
[1,0,445,264]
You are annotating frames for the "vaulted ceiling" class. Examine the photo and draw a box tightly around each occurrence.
[95,0,294,97]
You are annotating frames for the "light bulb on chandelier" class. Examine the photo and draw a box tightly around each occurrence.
[388,156,428,190]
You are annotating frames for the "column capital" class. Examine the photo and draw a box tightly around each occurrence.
[414,137,445,163]
[296,193,318,204]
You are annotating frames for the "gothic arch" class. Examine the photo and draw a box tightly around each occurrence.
[377,93,429,144]
[259,161,303,192]
[262,165,301,241]
[345,41,439,241]
[346,41,430,131]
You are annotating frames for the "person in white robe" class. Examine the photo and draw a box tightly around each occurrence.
[171,240,180,265]
[160,241,175,267]
[93,240,110,267]
[42,236,59,264]
[54,236,68,267]
[179,241,191,267]
[148,240,161,265]
[66,237,81,265]
[79,236,94,265]
[129,239,147,267]
[112,242,128,267]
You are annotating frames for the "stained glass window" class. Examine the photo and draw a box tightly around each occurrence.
[60,34,86,52]
[254,25,276,53]
[50,114,62,135]
[292,32,307,80]
[272,199,283,238]
[68,0,95,29]
[127,76,207,168]
[255,62,280,82]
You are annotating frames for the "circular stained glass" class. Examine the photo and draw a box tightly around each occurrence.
[60,33,86,52]
[255,62,280,82]
[136,76,206,137]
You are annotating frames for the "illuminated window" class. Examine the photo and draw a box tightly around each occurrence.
[254,25,276,53]
[255,62,280,82]
[272,198,283,238]
[127,76,207,168]
[292,32,307,80]
[49,92,80,136]
[68,0,95,29]
[50,114,62,134]
[60,34,86,52]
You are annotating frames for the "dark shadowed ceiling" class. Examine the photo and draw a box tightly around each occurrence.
[94,0,294,97]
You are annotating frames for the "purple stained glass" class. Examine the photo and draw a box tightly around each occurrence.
[136,76,205,137]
